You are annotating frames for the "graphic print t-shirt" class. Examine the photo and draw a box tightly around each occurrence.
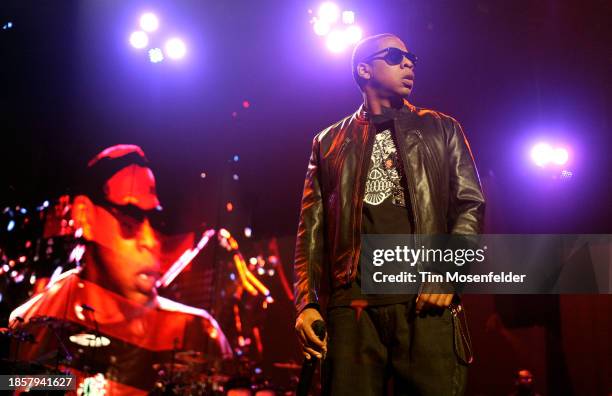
[329,120,414,307]
[361,122,413,235]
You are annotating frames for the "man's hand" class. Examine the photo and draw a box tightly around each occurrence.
[295,307,327,360]
[415,282,454,315]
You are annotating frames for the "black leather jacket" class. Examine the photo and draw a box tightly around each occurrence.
[293,101,486,314]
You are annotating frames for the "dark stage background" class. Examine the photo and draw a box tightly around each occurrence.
[1,1,611,395]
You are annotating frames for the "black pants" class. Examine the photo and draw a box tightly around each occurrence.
[322,301,468,396]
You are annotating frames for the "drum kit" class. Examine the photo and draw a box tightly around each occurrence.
[149,350,300,395]
[2,315,302,395]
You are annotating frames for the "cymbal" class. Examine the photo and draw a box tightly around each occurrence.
[175,350,209,364]
[152,362,190,373]
[273,361,301,370]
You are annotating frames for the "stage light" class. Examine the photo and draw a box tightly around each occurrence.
[139,13,159,32]
[530,142,570,167]
[342,11,355,25]
[318,2,340,23]
[165,38,186,59]
[129,31,149,49]
[552,147,569,165]
[313,19,331,36]
[7,220,15,232]
[345,25,363,44]
[148,47,164,63]
[326,30,348,53]
[530,142,553,167]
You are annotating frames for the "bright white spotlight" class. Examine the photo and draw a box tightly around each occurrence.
[345,25,363,44]
[148,48,164,63]
[140,13,159,32]
[552,147,569,165]
[326,30,348,53]
[342,11,355,25]
[318,2,340,23]
[165,38,187,59]
[530,142,553,167]
[129,31,149,49]
[313,19,331,36]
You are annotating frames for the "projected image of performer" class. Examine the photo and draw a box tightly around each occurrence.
[293,34,485,395]
[9,144,231,395]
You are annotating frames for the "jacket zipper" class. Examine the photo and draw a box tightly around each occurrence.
[349,123,374,283]
[392,123,422,273]
[392,125,421,234]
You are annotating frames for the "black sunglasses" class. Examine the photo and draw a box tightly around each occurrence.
[363,47,418,66]
[95,200,166,235]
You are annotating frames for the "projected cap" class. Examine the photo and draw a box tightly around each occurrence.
[84,144,161,211]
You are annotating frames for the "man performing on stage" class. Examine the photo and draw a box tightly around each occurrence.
[293,34,485,395]
[9,144,231,395]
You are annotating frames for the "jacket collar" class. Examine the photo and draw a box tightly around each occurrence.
[355,99,417,123]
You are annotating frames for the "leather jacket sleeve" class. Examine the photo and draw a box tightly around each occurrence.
[446,118,486,235]
[293,136,325,315]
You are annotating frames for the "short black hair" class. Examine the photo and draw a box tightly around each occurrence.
[351,33,399,88]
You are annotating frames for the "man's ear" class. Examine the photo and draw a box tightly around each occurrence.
[356,62,372,82]
[72,195,95,241]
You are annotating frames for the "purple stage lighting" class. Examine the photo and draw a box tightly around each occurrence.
[148,48,164,63]
[342,11,355,25]
[318,2,340,23]
[311,4,363,54]
[530,142,570,167]
[345,25,363,44]
[552,148,569,165]
[531,142,553,167]
[326,30,348,53]
[128,11,189,63]
[313,19,331,36]
[165,38,187,59]
[130,31,149,49]
[140,13,159,32]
